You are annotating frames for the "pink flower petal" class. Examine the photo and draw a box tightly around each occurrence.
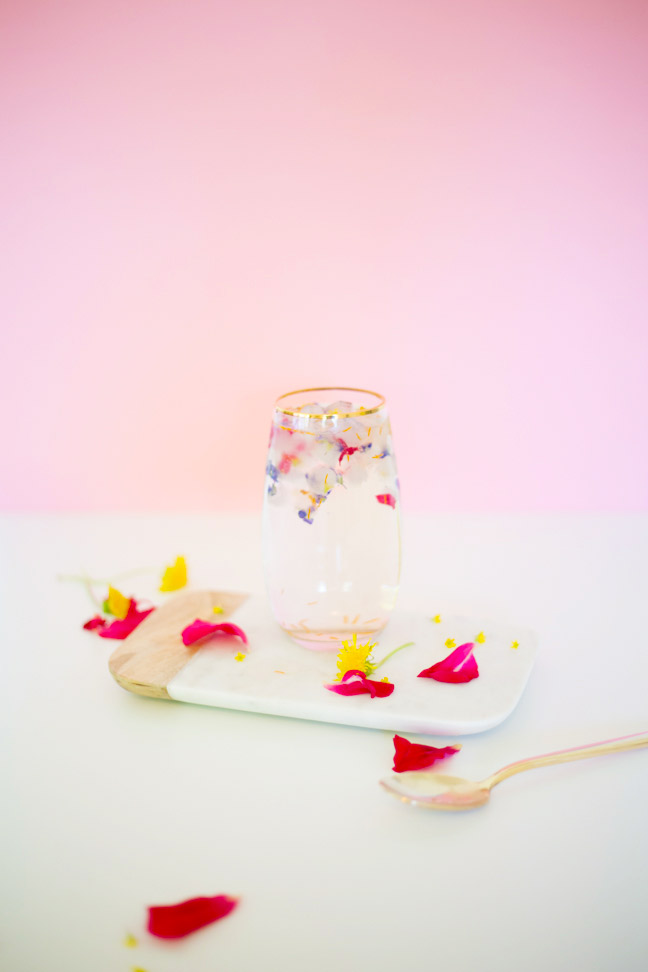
[325,668,394,698]
[83,615,107,631]
[392,734,461,773]
[147,895,238,939]
[98,600,155,640]
[376,493,396,509]
[418,642,479,683]
[339,446,359,463]
[181,619,248,647]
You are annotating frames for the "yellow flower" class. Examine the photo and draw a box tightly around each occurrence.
[107,586,130,620]
[213,605,224,614]
[335,633,377,680]
[475,632,486,644]
[511,641,520,650]
[235,652,246,662]
[160,556,187,592]
[123,933,137,948]
[444,638,456,649]
[432,614,442,623]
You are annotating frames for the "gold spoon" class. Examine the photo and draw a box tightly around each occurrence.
[380,731,648,811]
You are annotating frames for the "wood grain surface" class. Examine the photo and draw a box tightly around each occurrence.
[108,590,248,699]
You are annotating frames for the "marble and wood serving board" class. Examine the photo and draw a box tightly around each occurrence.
[108,590,537,735]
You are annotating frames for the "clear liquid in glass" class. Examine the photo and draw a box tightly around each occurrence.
[262,390,401,649]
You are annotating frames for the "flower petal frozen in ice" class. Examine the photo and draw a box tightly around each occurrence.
[338,446,359,464]
[306,464,337,495]
[341,452,369,486]
[418,642,479,683]
[392,734,461,773]
[147,895,238,939]
[181,619,248,647]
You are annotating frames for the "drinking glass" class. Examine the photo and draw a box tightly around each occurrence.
[262,387,401,649]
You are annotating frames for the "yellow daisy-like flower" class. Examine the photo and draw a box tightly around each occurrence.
[335,633,377,680]
[445,638,456,649]
[235,652,246,662]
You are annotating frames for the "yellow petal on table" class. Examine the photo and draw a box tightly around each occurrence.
[511,641,520,650]
[213,605,224,614]
[444,638,456,649]
[475,632,486,644]
[432,614,442,623]
[159,556,187,592]
[235,652,246,662]
[107,586,130,620]
[123,933,138,948]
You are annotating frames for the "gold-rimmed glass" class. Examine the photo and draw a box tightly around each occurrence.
[262,387,401,649]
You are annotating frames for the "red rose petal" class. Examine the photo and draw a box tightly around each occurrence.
[98,600,155,640]
[325,668,394,698]
[418,641,479,683]
[376,493,396,509]
[181,619,248,647]
[339,446,359,462]
[147,894,238,939]
[83,615,107,631]
[392,734,461,773]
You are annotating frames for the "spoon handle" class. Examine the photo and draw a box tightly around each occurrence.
[484,730,648,790]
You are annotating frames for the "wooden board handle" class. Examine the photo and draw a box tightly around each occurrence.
[108,590,248,699]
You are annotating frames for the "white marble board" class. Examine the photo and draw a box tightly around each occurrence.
[166,597,537,735]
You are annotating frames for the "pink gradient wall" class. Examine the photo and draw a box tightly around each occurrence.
[1,0,647,511]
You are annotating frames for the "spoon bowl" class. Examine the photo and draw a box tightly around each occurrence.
[380,731,648,811]
[381,772,490,810]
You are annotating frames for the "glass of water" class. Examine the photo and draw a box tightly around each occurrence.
[262,387,401,649]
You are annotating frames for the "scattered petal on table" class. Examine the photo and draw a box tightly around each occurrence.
[418,642,479,683]
[213,605,224,614]
[83,615,107,631]
[392,734,461,773]
[234,652,246,662]
[181,620,248,647]
[511,641,520,650]
[444,638,456,649]
[99,601,155,640]
[325,669,394,698]
[147,895,238,939]
[160,556,187,592]
[475,631,486,643]
[107,586,131,619]
[431,614,442,623]
[123,932,138,948]
[376,493,397,509]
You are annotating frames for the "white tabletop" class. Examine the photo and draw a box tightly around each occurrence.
[2,513,648,972]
